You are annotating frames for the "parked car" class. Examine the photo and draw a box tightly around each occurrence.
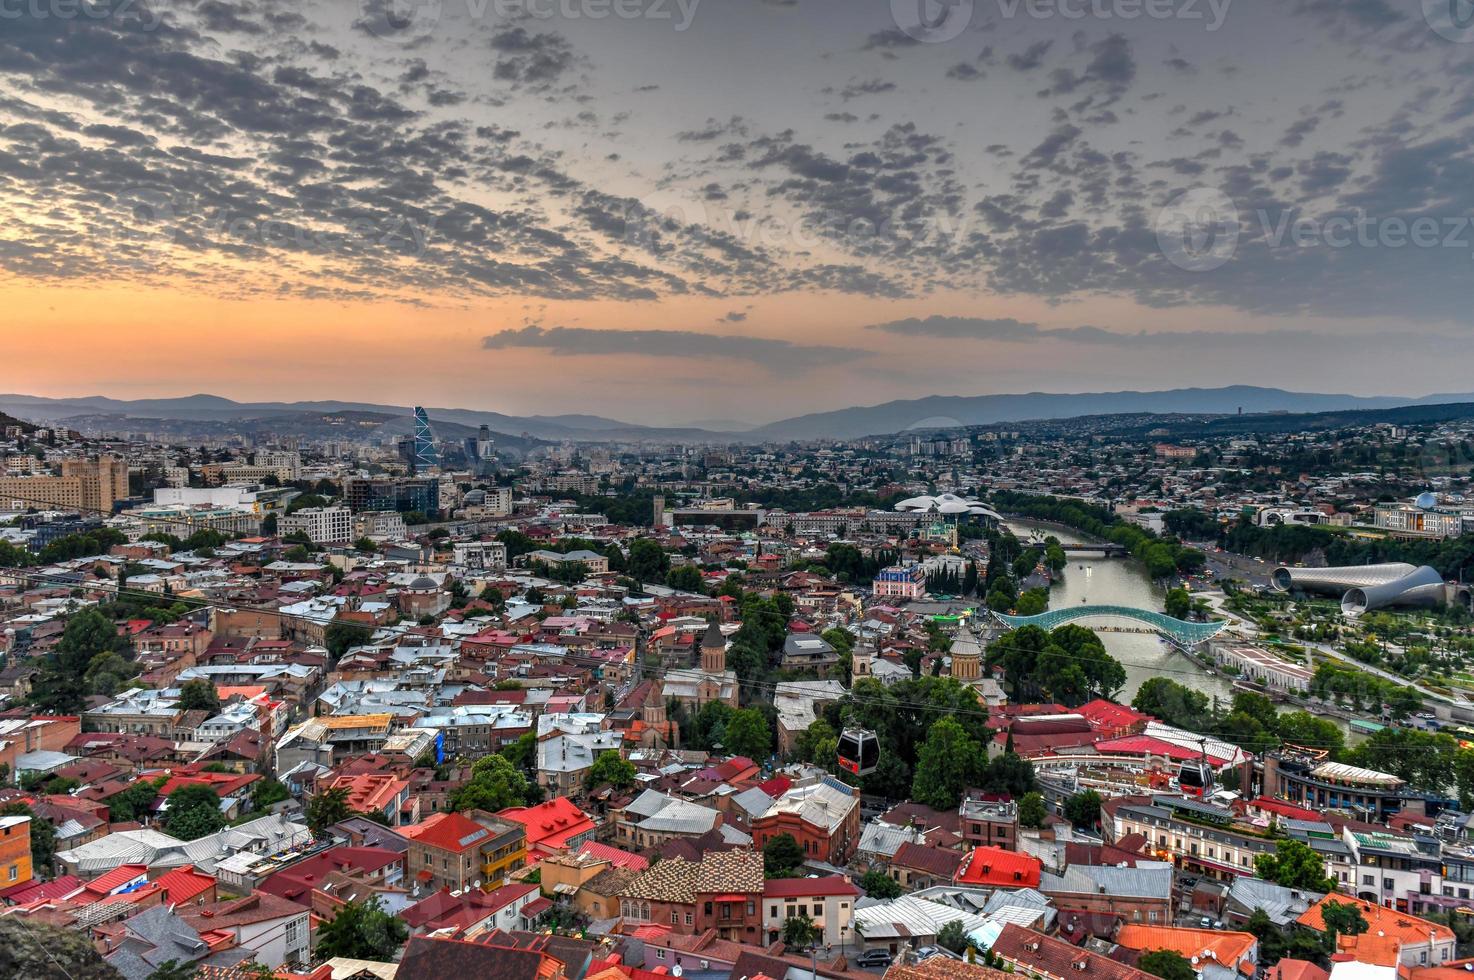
[856,950,894,968]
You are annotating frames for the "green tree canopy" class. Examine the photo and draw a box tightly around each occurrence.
[1254,839,1336,892]
[763,832,805,878]
[585,750,636,790]
[1139,949,1197,980]
[1063,790,1102,829]
[723,707,772,761]
[911,716,983,809]
[449,754,533,812]
[306,786,353,834]
[859,868,902,899]
[177,678,220,713]
[1018,791,1047,830]
[163,784,226,840]
[315,895,409,961]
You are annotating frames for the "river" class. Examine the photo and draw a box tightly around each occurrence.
[1006,519,1242,709]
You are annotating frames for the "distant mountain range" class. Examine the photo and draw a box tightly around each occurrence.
[4,386,1473,443]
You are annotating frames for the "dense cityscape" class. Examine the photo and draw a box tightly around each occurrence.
[3,399,1474,979]
[8,0,1474,976]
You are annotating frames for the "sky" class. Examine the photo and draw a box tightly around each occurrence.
[2,0,1474,426]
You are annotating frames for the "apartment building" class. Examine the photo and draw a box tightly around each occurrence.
[0,455,129,513]
[278,505,353,544]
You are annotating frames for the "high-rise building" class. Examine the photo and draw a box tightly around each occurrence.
[0,455,129,514]
[345,476,440,516]
[412,407,440,475]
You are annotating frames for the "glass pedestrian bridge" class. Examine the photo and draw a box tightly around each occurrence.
[991,604,1229,648]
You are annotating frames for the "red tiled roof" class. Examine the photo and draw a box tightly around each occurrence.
[577,840,649,872]
[155,865,216,906]
[953,846,1041,888]
[498,798,595,852]
[892,841,964,879]
[763,875,859,899]
[1093,734,1239,766]
[401,812,495,853]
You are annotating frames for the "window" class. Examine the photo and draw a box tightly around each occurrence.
[671,911,678,924]
[6,866,14,882]
[655,950,666,961]
[685,913,693,925]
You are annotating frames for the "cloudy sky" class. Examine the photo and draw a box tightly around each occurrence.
[2,0,1473,425]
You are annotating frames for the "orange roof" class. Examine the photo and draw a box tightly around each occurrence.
[498,797,596,852]
[400,811,492,853]
[1115,925,1257,967]
[952,846,1041,888]
[325,772,408,814]
[1297,895,1454,948]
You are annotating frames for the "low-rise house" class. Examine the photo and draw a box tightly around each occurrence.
[760,875,858,947]
[987,922,1153,980]
[402,881,544,937]
[1038,864,1173,923]
[1115,924,1258,980]
[616,848,764,942]
[400,810,527,896]
[1296,894,1456,968]
[176,892,312,969]
[497,798,597,859]
[750,775,860,865]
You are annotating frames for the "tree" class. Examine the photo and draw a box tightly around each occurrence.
[585,750,636,790]
[1139,949,1197,980]
[665,565,706,594]
[449,754,532,812]
[104,776,167,823]
[629,538,670,583]
[1063,790,1102,829]
[250,778,290,811]
[1321,900,1370,942]
[724,707,772,761]
[31,607,130,713]
[324,620,373,667]
[1164,587,1192,620]
[145,961,200,980]
[763,832,804,878]
[177,678,220,713]
[500,731,538,771]
[163,784,225,841]
[1255,840,1336,892]
[306,786,353,834]
[938,919,971,955]
[782,914,819,950]
[794,718,838,765]
[859,868,903,899]
[1132,677,1209,729]
[1018,791,1047,830]
[912,717,982,809]
[315,895,409,961]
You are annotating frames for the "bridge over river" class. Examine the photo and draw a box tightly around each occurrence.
[991,603,1229,648]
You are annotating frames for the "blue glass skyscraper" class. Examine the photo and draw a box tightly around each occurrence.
[412,406,440,474]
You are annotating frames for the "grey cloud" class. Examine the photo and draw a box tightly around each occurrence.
[481,325,864,373]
